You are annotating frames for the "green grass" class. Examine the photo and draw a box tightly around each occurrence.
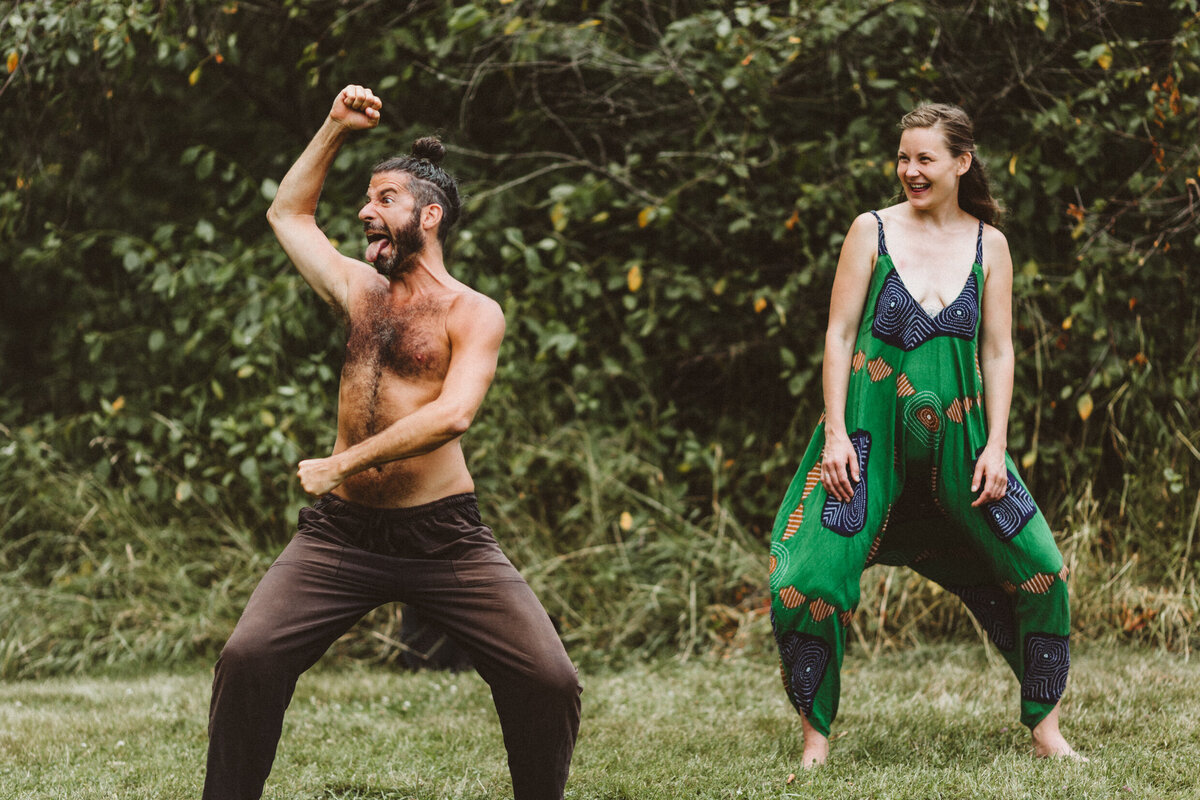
[1,644,1198,799]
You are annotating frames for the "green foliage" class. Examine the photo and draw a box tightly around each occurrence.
[1,0,1198,673]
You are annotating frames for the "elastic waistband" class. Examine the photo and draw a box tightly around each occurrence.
[316,492,478,523]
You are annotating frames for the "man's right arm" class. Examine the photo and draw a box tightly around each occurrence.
[266,85,382,312]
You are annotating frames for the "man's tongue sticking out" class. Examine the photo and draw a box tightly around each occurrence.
[366,236,391,263]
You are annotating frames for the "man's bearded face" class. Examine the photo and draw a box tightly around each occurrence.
[364,206,425,280]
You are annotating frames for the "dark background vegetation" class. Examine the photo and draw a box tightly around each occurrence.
[1,0,1197,678]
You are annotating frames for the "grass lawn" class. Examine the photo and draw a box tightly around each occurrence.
[1,643,1197,799]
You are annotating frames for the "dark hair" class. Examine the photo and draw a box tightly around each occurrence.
[899,103,1001,226]
[372,137,462,244]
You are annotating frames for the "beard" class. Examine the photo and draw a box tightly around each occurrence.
[369,209,426,280]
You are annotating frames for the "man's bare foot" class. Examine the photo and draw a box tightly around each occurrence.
[801,713,829,768]
[1031,705,1088,761]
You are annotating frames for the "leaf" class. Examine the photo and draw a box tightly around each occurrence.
[5,52,17,74]
[550,202,568,232]
[1076,393,1094,421]
[619,511,633,531]
[627,264,643,292]
[637,206,655,228]
[754,297,767,313]
[188,65,202,86]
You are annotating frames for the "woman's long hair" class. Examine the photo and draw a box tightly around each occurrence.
[899,103,1001,227]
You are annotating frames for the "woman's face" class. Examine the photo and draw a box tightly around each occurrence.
[896,125,971,212]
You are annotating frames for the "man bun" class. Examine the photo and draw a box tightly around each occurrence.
[411,136,446,165]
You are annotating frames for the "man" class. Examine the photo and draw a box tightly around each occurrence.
[203,85,581,800]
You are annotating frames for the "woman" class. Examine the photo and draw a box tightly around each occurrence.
[768,103,1082,766]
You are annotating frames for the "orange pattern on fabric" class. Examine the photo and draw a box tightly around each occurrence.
[852,350,866,372]
[780,585,806,609]
[867,356,894,382]
[809,598,835,622]
[782,505,803,541]
[1021,573,1057,594]
[896,373,916,396]
[802,463,821,500]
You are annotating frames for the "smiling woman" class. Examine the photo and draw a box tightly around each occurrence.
[767,102,1083,769]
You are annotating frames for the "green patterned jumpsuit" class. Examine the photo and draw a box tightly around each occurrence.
[769,211,1070,737]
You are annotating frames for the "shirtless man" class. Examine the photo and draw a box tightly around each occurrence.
[202,85,581,800]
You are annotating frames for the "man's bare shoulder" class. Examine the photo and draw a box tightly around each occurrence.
[446,286,505,342]
[448,287,504,324]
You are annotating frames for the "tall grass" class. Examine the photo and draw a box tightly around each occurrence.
[1,381,1196,680]
[0,422,270,679]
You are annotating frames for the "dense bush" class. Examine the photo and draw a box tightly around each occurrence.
[1,0,1197,676]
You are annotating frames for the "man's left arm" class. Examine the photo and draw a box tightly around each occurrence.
[297,294,505,495]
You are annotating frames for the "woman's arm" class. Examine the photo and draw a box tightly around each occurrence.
[820,212,878,502]
[973,224,1016,506]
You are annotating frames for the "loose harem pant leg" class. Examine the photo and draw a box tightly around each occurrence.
[770,453,1070,737]
[202,493,581,800]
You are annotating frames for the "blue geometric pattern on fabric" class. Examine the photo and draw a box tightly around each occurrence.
[778,632,831,717]
[981,470,1037,542]
[947,584,1017,651]
[974,220,984,265]
[1021,632,1070,704]
[821,430,871,536]
[872,271,979,351]
[870,210,889,256]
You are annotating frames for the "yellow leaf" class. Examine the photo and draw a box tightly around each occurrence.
[6,51,17,73]
[627,264,643,292]
[1008,154,1018,176]
[111,395,126,413]
[260,409,276,428]
[1096,47,1113,70]
[1021,449,1038,469]
[188,65,202,86]
[712,277,727,296]
[577,19,601,29]
[619,511,633,531]
[754,297,768,313]
[237,364,255,378]
[503,17,524,35]
[1061,316,1073,330]
[550,202,567,232]
[1077,393,1094,421]
[637,206,655,228]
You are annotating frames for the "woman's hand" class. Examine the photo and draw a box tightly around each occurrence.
[970,443,1009,507]
[821,429,861,503]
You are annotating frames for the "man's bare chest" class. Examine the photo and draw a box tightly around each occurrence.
[342,295,450,381]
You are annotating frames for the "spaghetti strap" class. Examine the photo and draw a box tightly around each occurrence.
[869,210,888,256]
[975,220,984,265]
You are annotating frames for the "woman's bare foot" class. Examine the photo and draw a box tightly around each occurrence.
[1031,705,1088,761]
[801,713,829,768]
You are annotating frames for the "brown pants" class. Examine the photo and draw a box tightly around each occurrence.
[202,493,581,800]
